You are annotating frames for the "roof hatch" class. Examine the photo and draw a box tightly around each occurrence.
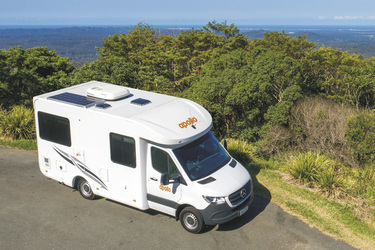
[86,84,130,100]
[131,98,151,106]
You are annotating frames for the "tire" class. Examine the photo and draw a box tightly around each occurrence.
[78,178,95,200]
[179,206,205,233]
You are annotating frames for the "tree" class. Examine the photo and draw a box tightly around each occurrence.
[75,22,249,94]
[248,31,316,60]
[203,20,240,38]
[346,111,375,166]
[337,60,375,108]
[300,46,375,109]
[0,46,74,109]
[184,48,303,141]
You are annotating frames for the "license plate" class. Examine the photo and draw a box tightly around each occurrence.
[239,205,248,216]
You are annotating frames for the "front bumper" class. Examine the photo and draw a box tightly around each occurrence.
[200,190,254,225]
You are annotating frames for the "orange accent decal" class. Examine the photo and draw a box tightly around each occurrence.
[179,117,198,129]
[159,185,171,192]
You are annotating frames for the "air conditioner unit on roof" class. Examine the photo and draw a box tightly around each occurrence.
[86,84,130,100]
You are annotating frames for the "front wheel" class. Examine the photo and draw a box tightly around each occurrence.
[179,206,205,233]
[78,178,95,200]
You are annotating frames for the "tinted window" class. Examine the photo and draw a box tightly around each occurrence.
[110,133,136,168]
[151,147,178,178]
[38,112,71,146]
[173,132,230,181]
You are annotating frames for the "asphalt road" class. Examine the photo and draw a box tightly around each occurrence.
[0,146,355,249]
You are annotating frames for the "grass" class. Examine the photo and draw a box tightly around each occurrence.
[225,141,375,249]
[246,160,375,250]
[0,139,37,150]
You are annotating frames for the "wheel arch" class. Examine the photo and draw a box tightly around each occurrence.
[73,176,84,190]
[175,204,205,223]
[175,204,190,221]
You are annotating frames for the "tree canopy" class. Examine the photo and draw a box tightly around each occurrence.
[2,21,375,165]
[0,46,74,108]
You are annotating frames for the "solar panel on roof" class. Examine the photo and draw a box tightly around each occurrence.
[48,92,102,108]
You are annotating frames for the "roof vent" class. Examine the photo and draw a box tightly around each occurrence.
[131,98,151,106]
[86,85,130,101]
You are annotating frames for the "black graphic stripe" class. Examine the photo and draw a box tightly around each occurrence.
[147,194,178,209]
[53,146,73,165]
[73,158,108,189]
[53,146,108,190]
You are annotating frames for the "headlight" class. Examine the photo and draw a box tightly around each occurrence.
[203,195,226,204]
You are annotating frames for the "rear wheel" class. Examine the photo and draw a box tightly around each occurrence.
[179,206,205,233]
[78,178,95,200]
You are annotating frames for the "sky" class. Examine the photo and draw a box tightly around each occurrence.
[1,0,375,26]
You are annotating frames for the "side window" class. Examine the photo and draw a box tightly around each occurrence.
[151,147,178,177]
[110,133,136,168]
[38,112,71,147]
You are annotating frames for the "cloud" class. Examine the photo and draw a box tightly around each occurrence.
[334,16,364,20]
[318,16,327,20]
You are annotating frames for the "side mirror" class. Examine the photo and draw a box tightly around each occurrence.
[160,172,169,186]
[161,172,181,185]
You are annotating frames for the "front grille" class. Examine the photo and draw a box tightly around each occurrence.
[228,180,251,206]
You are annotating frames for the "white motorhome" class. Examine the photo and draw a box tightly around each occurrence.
[33,81,254,233]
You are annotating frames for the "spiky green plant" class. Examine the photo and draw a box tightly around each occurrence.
[317,165,343,196]
[223,138,254,164]
[353,166,375,198]
[288,151,331,184]
[0,106,36,140]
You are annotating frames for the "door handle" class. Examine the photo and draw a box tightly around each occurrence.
[150,177,158,181]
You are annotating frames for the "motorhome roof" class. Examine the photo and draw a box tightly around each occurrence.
[34,81,213,146]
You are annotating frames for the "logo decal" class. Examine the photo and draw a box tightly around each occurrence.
[159,185,171,192]
[179,117,198,129]
[240,188,247,199]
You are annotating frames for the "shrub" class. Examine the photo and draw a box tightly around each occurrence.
[0,108,5,134]
[290,97,358,166]
[287,151,331,184]
[352,166,375,198]
[317,165,343,196]
[346,111,375,166]
[0,106,36,140]
[259,125,292,154]
[223,138,254,164]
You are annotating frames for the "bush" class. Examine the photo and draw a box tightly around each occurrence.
[0,106,36,140]
[223,138,254,164]
[317,165,343,196]
[259,125,292,154]
[288,151,319,184]
[290,97,357,166]
[287,151,345,195]
[352,166,375,198]
[287,151,330,184]
[346,111,375,166]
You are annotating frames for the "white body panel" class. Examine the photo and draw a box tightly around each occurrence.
[34,81,252,224]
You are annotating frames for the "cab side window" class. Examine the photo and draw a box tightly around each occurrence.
[110,133,136,168]
[151,147,178,178]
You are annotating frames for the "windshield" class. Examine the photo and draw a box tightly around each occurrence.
[173,132,230,181]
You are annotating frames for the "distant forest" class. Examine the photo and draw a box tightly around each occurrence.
[1,25,375,65]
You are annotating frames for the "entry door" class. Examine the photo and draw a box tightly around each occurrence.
[146,145,182,216]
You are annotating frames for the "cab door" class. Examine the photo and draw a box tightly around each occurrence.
[146,144,183,216]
